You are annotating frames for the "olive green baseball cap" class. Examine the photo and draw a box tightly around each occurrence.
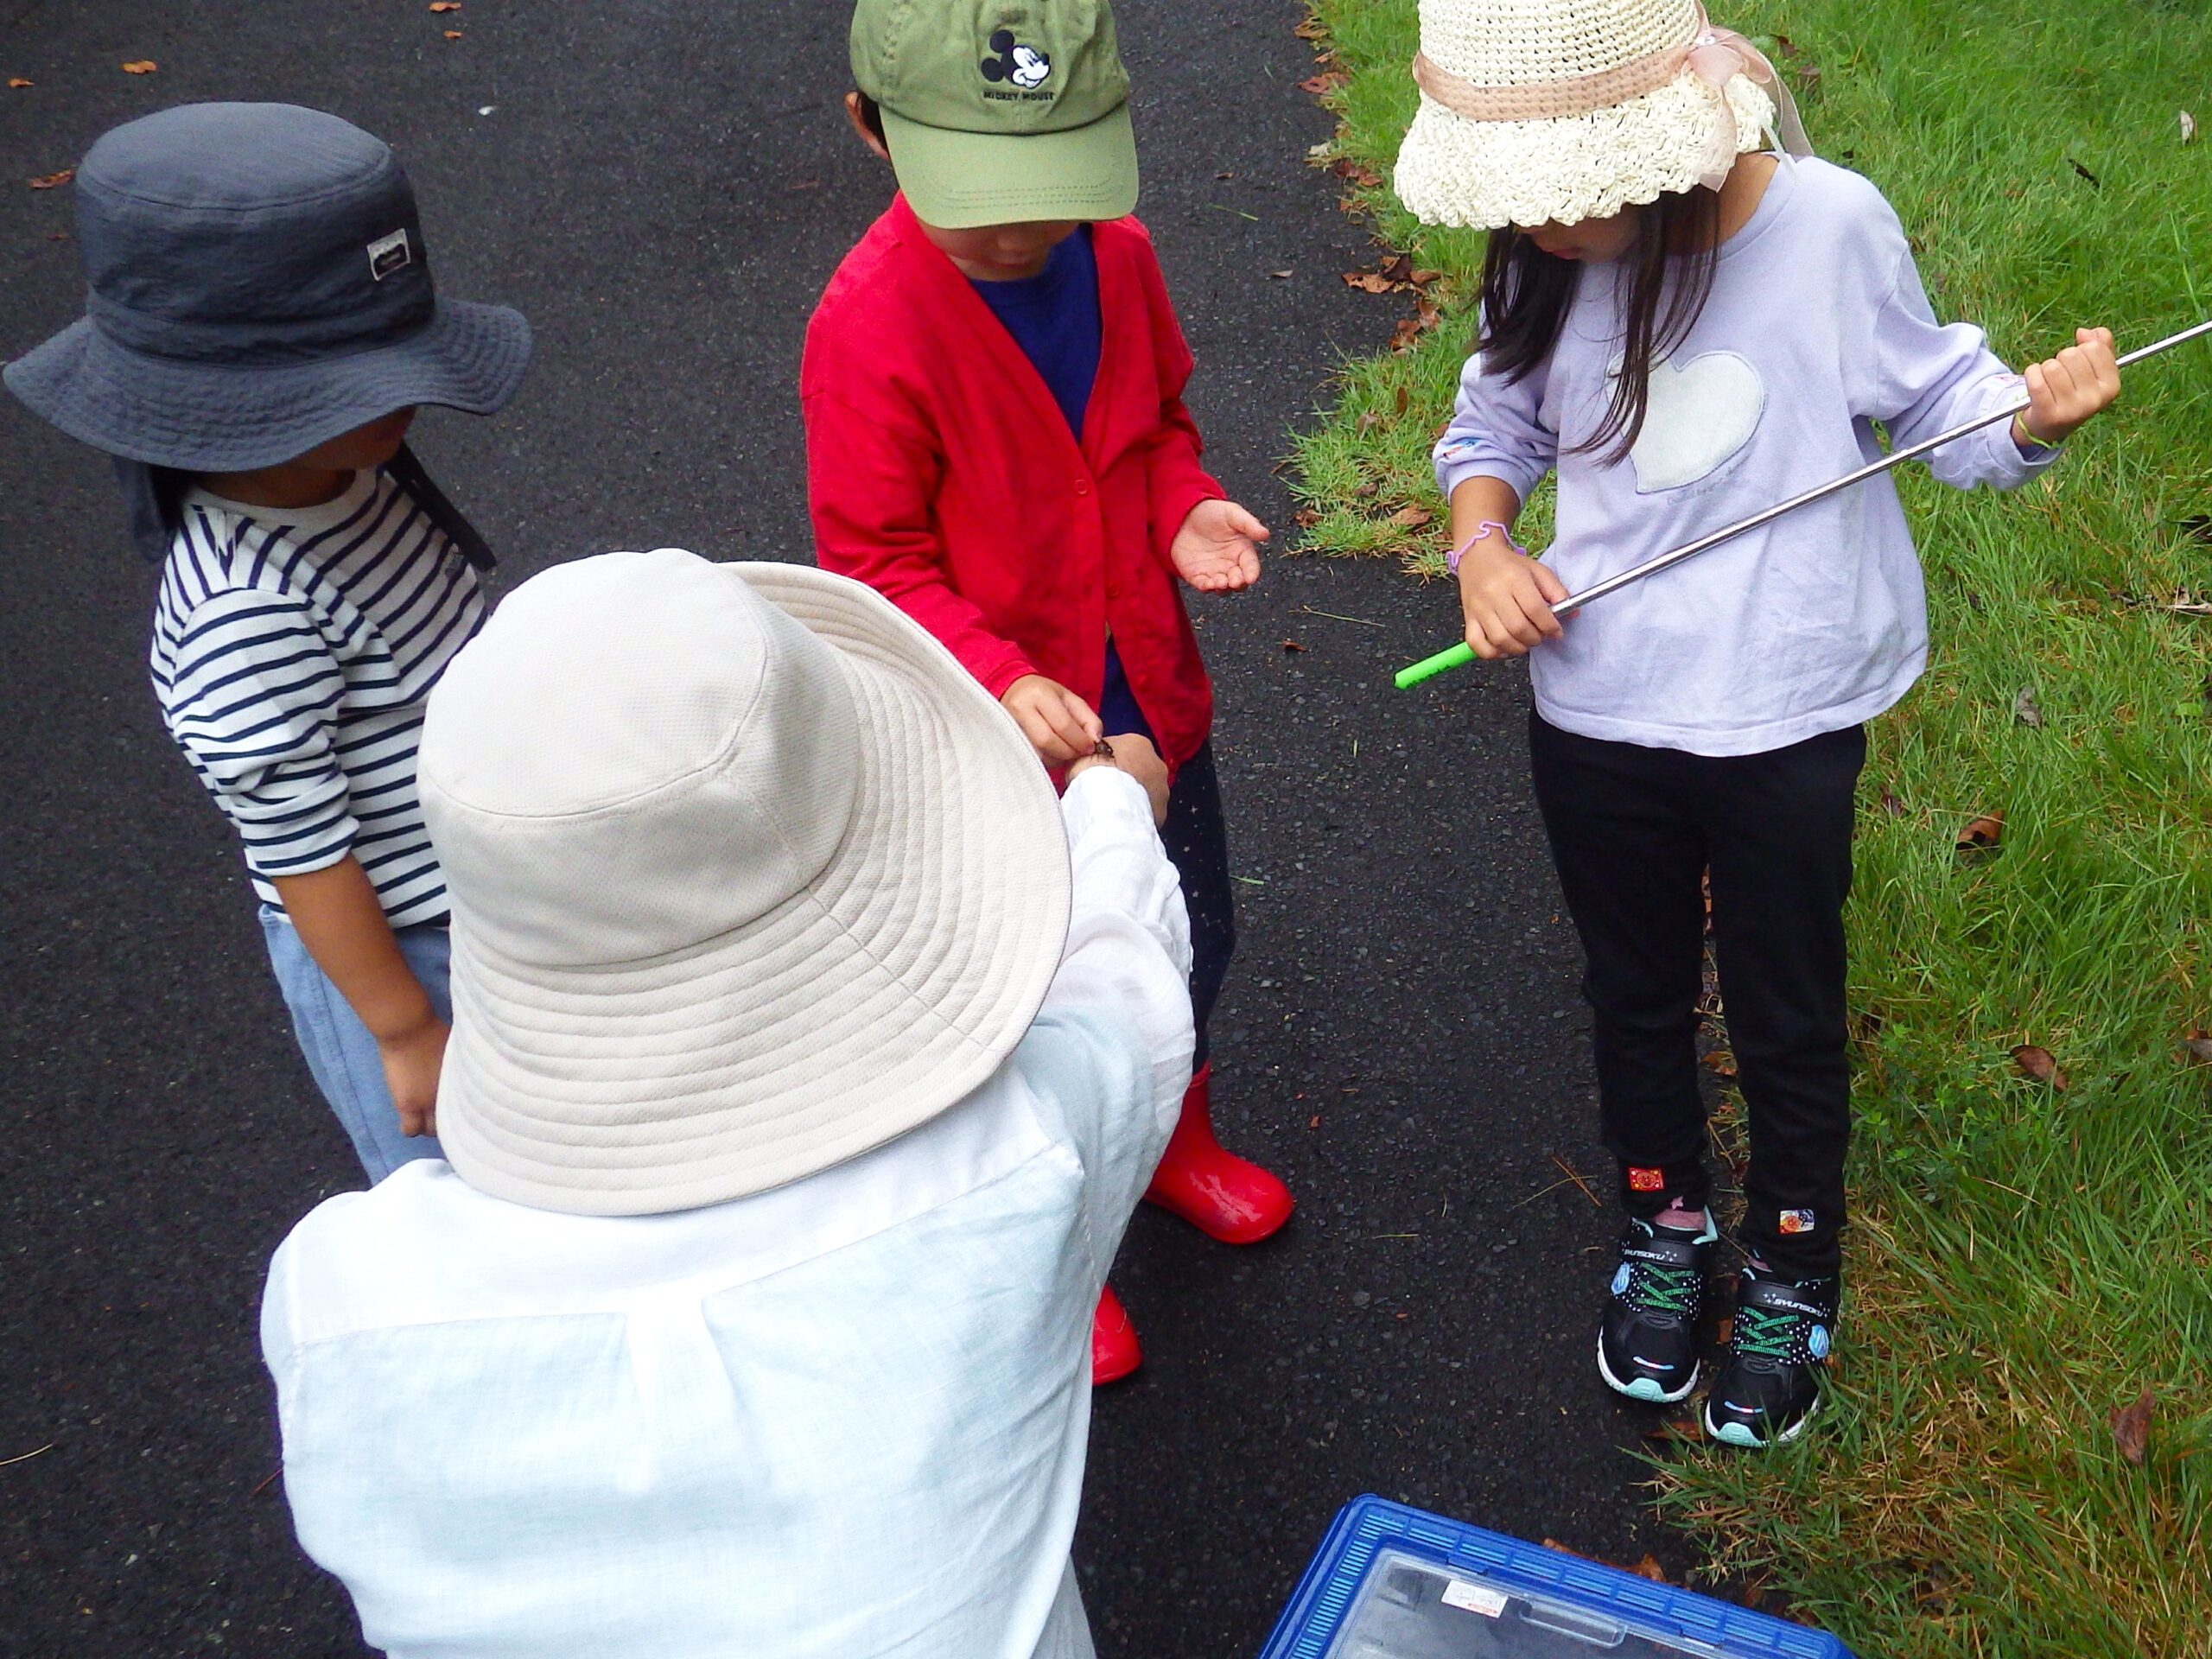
[850,0,1139,228]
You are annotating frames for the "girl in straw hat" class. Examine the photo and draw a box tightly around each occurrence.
[1395,0,2120,1445]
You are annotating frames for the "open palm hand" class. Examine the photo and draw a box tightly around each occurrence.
[1170,498,1268,592]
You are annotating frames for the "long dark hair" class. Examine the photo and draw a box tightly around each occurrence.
[1476,188,1723,462]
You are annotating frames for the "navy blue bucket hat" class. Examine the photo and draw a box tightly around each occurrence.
[5,102,529,557]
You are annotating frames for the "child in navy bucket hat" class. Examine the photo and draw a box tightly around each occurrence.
[5,102,531,1184]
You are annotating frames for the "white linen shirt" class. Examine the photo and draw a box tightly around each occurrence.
[262,766,1193,1659]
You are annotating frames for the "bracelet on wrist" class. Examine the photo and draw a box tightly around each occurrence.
[2012,412,2063,453]
[1446,519,1529,574]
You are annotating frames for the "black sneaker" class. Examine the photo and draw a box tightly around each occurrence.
[1702,1267,1838,1447]
[1596,1211,1716,1404]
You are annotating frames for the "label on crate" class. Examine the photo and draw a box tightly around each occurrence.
[1440,1577,1508,1618]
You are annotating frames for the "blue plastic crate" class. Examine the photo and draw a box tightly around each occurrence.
[1259,1496,1855,1659]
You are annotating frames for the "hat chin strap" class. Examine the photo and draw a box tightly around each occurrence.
[111,442,494,569]
[1412,4,1813,191]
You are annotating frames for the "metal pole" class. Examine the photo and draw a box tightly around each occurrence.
[1551,317,2212,614]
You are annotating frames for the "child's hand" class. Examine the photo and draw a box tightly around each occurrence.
[1170,498,1268,592]
[2019,327,2120,448]
[1002,674,1104,766]
[378,1014,449,1140]
[1458,538,1570,658]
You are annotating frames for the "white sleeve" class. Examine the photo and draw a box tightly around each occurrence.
[1433,342,1559,505]
[1867,243,2060,493]
[1042,765,1195,1148]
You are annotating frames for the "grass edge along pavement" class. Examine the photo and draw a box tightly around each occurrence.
[1286,3,2212,1655]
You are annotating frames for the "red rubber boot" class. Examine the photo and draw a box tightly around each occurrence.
[1091,1285,1142,1385]
[1142,1064,1294,1244]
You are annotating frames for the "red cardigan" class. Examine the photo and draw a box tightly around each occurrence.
[802,196,1224,768]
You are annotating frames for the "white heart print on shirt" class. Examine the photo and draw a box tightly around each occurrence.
[1626,350,1766,493]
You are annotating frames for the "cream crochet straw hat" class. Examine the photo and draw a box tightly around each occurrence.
[416,549,1071,1217]
[1393,0,1810,231]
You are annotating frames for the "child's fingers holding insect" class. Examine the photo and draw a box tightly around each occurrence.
[1002,674,1101,764]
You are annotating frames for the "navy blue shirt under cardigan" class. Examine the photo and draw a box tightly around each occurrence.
[969,230,1154,733]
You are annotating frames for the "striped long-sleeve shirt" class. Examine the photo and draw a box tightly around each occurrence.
[149,469,486,927]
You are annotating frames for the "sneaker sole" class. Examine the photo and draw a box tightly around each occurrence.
[1702,1389,1821,1448]
[1595,1329,1699,1405]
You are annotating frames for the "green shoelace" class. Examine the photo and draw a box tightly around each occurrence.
[1733,1306,1802,1359]
[1634,1263,1700,1315]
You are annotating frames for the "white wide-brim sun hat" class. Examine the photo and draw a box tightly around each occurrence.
[416,550,1071,1217]
[1393,0,1805,231]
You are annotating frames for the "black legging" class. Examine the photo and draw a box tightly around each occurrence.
[1528,711,1864,1281]
[1099,641,1235,1070]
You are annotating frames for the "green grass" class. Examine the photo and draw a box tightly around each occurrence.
[1293,3,2212,1653]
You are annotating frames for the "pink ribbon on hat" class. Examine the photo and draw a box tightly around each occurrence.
[1412,5,1812,190]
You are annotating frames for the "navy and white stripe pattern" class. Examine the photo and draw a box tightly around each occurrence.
[149,469,486,927]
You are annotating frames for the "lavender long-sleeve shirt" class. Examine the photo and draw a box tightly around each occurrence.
[1436,156,2056,756]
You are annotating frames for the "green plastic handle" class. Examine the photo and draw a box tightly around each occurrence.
[1394,642,1475,689]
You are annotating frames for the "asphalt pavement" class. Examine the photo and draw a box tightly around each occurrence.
[0,3,1681,1654]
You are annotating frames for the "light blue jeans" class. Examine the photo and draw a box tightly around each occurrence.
[259,906,449,1182]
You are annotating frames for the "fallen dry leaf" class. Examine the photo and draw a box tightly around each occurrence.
[1291,507,1321,530]
[2012,685,2044,728]
[1393,385,1409,416]
[443,29,464,39]
[7,77,32,89]
[2182,110,2198,145]
[27,168,73,189]
[1293,16,1327,40]
[1771,34,1822,95]
[1329,157,1383,188]
[429,1,462,9]
[1701,1050,1738,1078]
[1414,299,1442,332]
[1266,269,1291,280]
[1389,317,1421,352]
[1630,1555,1669,1584]
[1281,639,1306,654]
[2011,1044,2068,1090]
[2183,1029,2212,1064]
[1377,252,1414,284]
[121,60,156,74]
[1386,504,1433,530]
[1340,270,1397,294]
[1297,70,1346,96]
[2110,1388,2153,1465]
[1956,811,2004,852]
[1354,409,1381,435]
[1879,789,1905,817]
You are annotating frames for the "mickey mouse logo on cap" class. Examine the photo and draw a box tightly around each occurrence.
[980,29,1052,93]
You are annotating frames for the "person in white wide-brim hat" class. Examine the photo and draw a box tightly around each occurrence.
[1394,0,2122,1448]
[260,547,1195,1659]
